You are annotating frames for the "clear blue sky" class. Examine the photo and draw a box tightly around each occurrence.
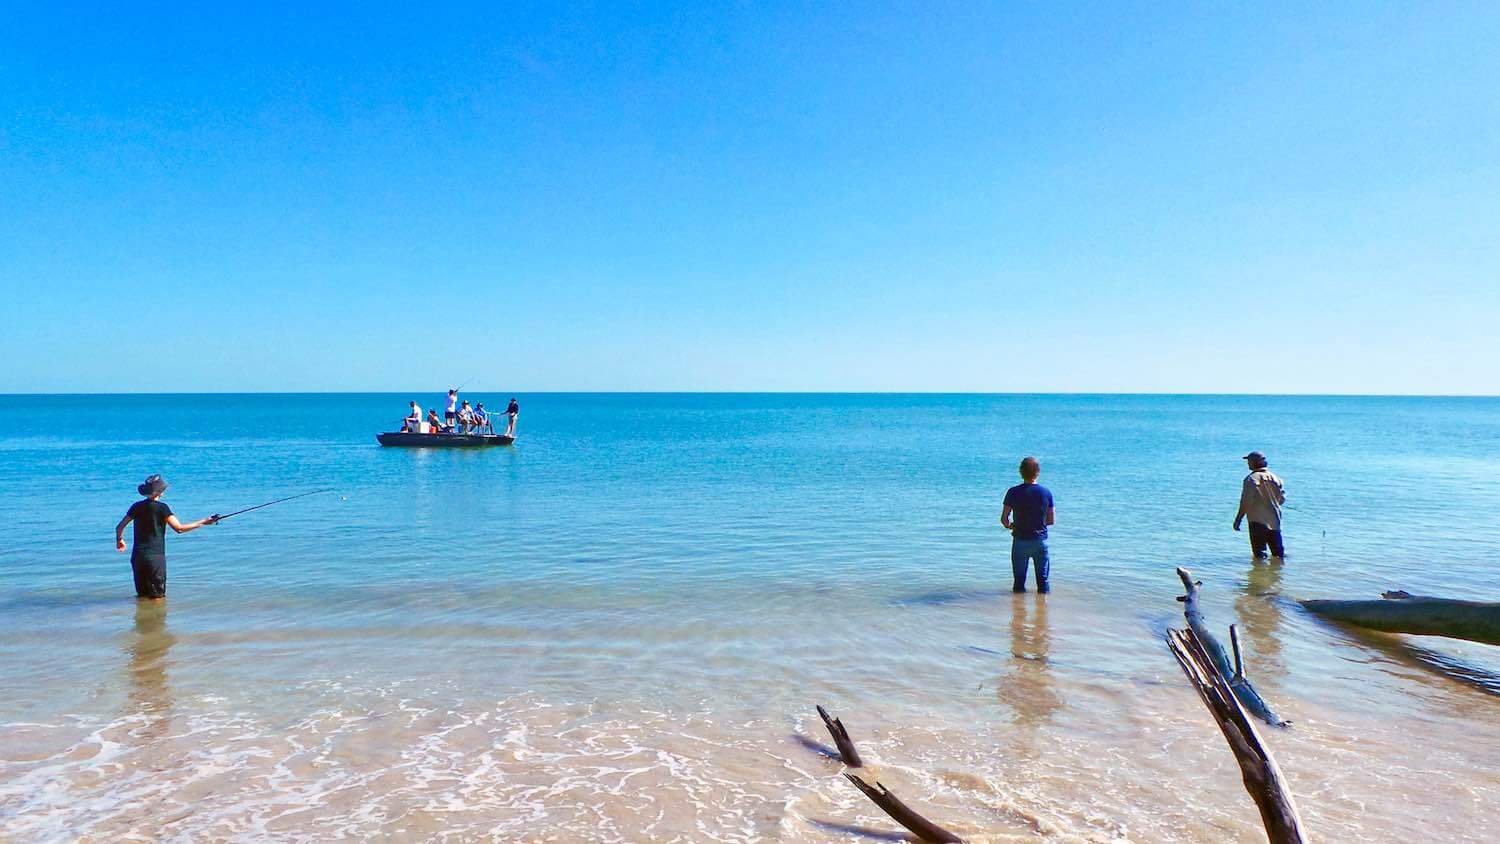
[3,2,1497,394]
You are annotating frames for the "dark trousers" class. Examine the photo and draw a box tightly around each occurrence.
[1011,538,1050,592]
[1248,522,1285,559]
[131,553,167,598]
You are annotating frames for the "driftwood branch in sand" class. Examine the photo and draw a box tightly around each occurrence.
[1176,567,1289,727]
[1301,593,1500,646]
[1167,628,1308,844]
[815,707,960,841]
[816,705,863,767]
[844,773,964,844]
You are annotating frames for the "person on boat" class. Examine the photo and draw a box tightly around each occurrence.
[1000,456,1055,594]
[504,397,520,437]
[115,475,219,600]
[473,403,490,434]
[402,401,422,433]
[426,409,445,433]
[1234,451,1286,559]
[458,400,475,432]
[445,389,459,431]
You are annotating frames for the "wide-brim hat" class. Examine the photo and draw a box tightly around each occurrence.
[138,474,168,496]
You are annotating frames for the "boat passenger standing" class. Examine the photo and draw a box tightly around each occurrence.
[115,475,219,600]
[504,397,520,437]
[445,389,459,431]
[1234,451,1286,559]
[1000,457,1055,594]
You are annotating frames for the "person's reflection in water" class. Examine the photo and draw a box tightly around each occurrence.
[126,598,176,741]
[992,594,1061,729]
[1234,561,1288,691]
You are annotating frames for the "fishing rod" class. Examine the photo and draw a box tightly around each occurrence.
[213,489,333,522]
[453,376,479,392]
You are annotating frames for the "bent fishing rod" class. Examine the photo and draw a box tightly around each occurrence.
[213,489,333,522]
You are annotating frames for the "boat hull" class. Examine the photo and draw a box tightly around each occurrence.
[376,432,514,447]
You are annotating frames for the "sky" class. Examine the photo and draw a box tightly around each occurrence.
[2,2,1497,394]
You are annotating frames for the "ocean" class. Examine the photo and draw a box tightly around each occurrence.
[2,393,1498,841]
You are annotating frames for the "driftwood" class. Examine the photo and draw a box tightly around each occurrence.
[816,705,863,767]
[1302,592,1500,646]
[814,706,962,842]
[1177,567,1289,727]
[1168,628,1308,844]
[844,773,964,844]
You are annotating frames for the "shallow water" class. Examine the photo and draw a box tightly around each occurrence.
[2,393,1499,841]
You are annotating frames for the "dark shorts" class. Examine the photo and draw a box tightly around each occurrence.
[445,411,457,420]
[131,553,166,598]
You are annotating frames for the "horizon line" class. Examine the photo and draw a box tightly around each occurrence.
[3,390,1498,399]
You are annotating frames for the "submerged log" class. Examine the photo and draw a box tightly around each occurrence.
[1168,628,1308,844]
[1301,593,1500,646]
[844,773,963,844]
[1176,567,1290,727]
[816,705,863,767]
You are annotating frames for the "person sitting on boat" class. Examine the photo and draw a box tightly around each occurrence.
[426,409,445,433]
[458,400,475,432]
[402,401,422,433]
[473,403,489,434]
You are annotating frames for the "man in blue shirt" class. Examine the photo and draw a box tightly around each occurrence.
[1001,456,1056,593]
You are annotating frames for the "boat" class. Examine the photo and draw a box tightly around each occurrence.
[376,431,515,447]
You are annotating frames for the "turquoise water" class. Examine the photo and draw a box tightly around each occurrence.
[3,394,1499,841]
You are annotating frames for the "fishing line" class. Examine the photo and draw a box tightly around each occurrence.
[1279,503,1327,539]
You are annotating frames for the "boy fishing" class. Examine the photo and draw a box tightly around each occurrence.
[115,475,220,600]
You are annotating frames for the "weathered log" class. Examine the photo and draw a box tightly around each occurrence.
[1168,628,1308,844]
[844,773,963,843]
[1301,593,1500,646]
[1176,567,1289,727]
[816,705,863,767]
[1177,567,1235,674]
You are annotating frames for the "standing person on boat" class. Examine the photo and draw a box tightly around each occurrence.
[504,397,520,437]
[444,389,459,431]
[1234,451,1286,559]
[403,401,422,433]
[473,403,490,434]
[1000,457,1056,594]
[115,475,219,600]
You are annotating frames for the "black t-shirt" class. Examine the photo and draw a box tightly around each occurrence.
[127,498,173,559]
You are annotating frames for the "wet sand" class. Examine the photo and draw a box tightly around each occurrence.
[5,586,1500,842]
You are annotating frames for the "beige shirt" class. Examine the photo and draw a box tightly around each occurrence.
[1240,468,1286,529]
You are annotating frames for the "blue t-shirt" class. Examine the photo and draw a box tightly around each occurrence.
[1004,483,1054,541]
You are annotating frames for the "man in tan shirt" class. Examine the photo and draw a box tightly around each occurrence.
[1233,451,1286,559]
